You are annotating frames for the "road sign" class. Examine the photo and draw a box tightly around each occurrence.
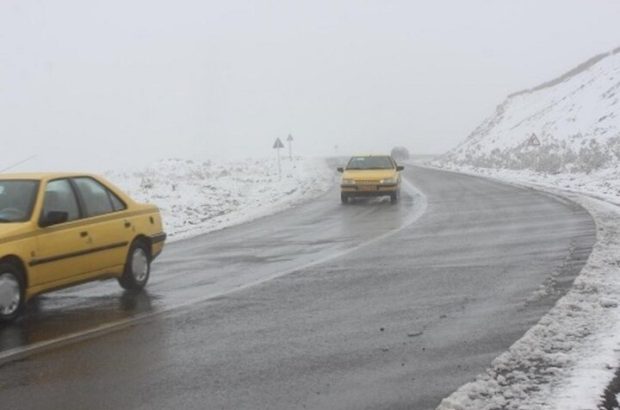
[528,134,541,147]
[273,138,284,179]
[273,138,285,149]
[287,134,293,160]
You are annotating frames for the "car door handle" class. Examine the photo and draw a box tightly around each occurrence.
[80,231,89,238]
[124,221,131,228]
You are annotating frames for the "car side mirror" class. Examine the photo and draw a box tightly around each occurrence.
[40,211,69,228]
[337,167,344,173]
[396,166,404,171]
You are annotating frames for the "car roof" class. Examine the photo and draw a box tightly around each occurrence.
[0,172,100,181]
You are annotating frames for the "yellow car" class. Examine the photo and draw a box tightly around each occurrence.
[337,155,404,204]
[0,173,166,321]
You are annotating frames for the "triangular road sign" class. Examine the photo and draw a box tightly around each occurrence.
[287,134,294,142]
[528,134,541,147]
[273,138,285,149]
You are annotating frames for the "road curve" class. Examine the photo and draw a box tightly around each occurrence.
[0,166,595,410]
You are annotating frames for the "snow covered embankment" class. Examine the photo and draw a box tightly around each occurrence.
[443,47,620,174]
[106,157,334,241]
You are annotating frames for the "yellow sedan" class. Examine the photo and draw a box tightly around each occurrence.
[0,173,166,321]
[337,155,404,204]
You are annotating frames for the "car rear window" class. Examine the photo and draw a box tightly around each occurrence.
[73,177,125,217]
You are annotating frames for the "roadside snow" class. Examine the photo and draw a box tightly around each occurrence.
[438,164,620,207]
[432,163,620,410]
[106,157,334,241]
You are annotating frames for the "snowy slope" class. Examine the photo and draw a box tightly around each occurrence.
[105,157,334,241]
[442,47,620,173]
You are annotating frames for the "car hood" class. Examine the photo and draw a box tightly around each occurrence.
[342,169,398,181]
[0,223,32,240]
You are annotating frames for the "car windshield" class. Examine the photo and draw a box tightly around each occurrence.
[346,156,394,170]
[0,180,39,223]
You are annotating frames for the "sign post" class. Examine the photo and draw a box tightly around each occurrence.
[527,133,541,171]
[273,137,285,179]
[287,134,294,160]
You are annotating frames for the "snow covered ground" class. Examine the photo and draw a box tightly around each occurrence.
[430,164,620,410]
[439,163,620,206]
[105,157,334,241]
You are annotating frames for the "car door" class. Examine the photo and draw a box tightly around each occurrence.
[71,177,132,272]
[30,178,93,288]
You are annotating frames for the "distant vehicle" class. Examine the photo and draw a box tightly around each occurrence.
[0,173,166,322]
[337,155,404,204]
[390,146,410,161]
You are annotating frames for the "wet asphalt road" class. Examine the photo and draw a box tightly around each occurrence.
[0,166,595,410]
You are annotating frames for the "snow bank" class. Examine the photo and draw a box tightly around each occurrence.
[106,157,334,241]
[431,165,620,410]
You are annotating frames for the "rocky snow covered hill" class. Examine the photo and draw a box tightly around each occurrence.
[441,46,620,174]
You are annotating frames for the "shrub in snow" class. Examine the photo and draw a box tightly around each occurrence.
[140,177,154,190]
[575,139,612,173]
[442,137,616,175]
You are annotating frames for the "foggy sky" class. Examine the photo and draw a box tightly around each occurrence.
[2,0,620,172]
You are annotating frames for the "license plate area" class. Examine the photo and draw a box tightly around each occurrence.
[358,185,376,192]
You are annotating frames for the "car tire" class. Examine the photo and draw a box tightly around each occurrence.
[341,193,349,204]
[119,240,151,291]
[390,192,398,204]
[0,262,26,323]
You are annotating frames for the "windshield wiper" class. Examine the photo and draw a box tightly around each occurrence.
[0,218,12,222]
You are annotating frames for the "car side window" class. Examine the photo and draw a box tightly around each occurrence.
[72,177,117,217]
[108,190,126,212]
[43,179,80,222]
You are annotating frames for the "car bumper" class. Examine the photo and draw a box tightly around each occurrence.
[341,184,399,197]
[150,232,167,259]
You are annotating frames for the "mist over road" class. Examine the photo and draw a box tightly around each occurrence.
[0,166,595,409]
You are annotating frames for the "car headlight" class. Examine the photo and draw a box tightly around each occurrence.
[380,177,397,184]
[341,179,356,185]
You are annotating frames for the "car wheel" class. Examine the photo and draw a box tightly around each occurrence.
[0,262,25,322]
[119,240,151,291]
[390,192,398,204]
[341,193,349,204]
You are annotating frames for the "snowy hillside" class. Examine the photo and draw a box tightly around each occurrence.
[105,157,334,241]
[442,47,620,173]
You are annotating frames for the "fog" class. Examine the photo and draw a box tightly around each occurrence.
[2,0,620,172]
